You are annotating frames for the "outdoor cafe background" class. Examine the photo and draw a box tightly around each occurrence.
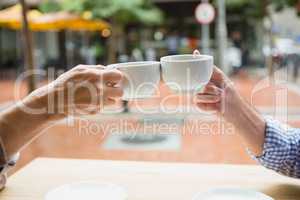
[2,1,300,87]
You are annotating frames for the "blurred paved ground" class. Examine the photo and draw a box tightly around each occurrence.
[1,69,300,173]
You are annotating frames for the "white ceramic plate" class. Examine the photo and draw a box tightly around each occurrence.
[45,182,128,200]
[192,188,273,200]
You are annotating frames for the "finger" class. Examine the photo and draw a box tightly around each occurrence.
[105,98,116,106]
[210,66,226,87]
[101,69,123,85]
[72,65,88,71]
[70,69,103,82]
[83,69,103,79]
[87,65,106,70]
[196,94,221,103]
[73,64,105,71]
[70,66,106,81]
[201,83,222,96]
[212,66,225,78]
[76,69,123,85]
[104,86,123,98]
[197,103,218,111]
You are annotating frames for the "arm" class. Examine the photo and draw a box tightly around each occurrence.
[0,65,123,190]
[0,65,123,163]
[0,93,60,162]
[0,89,55,191]
[196,67,300,178]
[221,85,266,156]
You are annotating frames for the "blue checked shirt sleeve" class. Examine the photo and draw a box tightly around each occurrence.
[250,117,300,178]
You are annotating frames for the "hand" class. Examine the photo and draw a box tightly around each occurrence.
[24,65,123,118]
[195,66,266,156]
[195,66,238,119]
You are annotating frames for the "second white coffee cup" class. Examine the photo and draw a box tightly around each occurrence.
[107,61,161,100]
[161,54,213,94]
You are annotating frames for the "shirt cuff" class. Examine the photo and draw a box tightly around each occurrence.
[248,117,298,176]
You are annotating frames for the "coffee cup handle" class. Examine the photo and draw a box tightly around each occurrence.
[193,49,201,56]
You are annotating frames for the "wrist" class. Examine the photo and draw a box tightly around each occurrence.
[0,87,64,157]
[222,82,244,123]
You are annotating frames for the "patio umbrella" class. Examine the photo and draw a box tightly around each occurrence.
[0,5,110,32]
[32,12,110,32]
[0,4,42,24]
[30,12,78,31]
[0,4,110,93]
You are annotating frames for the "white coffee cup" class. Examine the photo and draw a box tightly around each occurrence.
[160,54,213,94]
[107,61,161,100]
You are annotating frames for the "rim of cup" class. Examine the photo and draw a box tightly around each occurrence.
[160,54,213,63]
[107,61,160,69]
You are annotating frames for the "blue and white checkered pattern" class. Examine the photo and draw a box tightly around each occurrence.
[251,117,300,178]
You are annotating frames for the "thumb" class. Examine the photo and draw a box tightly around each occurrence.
[210,66,227,87]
